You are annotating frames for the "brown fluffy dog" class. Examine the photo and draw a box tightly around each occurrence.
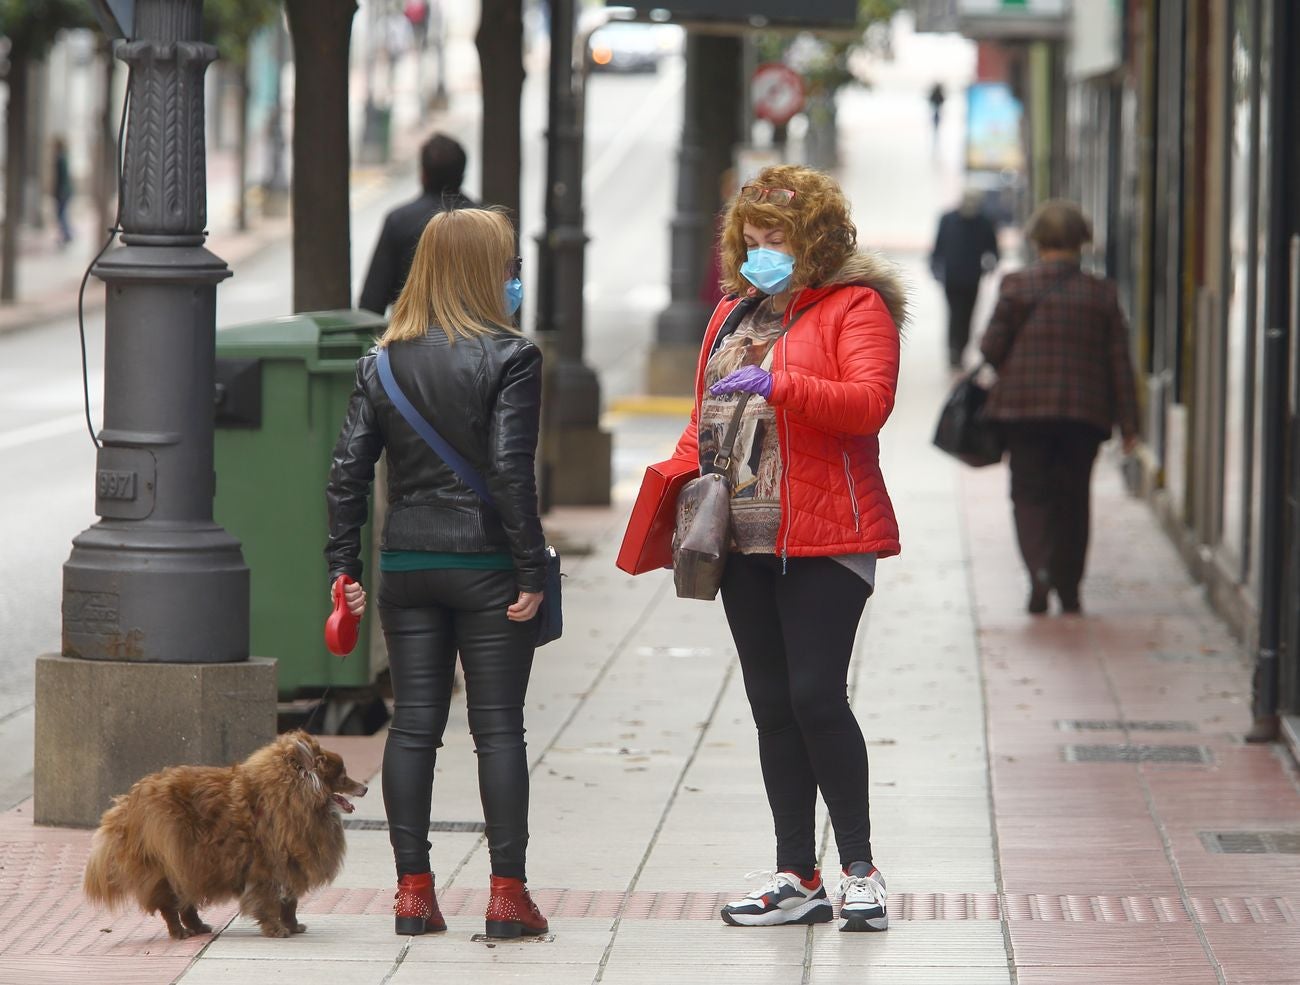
[83,730,367,939]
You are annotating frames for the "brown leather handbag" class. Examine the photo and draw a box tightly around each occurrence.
[672,394,753,601]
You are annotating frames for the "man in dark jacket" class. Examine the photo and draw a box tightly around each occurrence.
[358,133,475,314]
[930,189,999,368]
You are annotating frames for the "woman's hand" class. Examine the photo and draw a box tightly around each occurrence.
[507,591,543,622]
[709,365,773,399]
[332,578,367,619]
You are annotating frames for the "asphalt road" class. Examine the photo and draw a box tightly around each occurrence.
[0,60,683,809]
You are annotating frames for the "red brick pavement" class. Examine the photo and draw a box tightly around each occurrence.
[962,458,1300,984]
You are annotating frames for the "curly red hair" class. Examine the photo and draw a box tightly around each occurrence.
[720,165,857,296]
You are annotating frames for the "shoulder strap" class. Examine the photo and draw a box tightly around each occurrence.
[375,346,496,507]
[983,269,1073,372]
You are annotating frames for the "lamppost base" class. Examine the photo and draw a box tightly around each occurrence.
[33,654,277,827]
[543,425,612,507]
[646,343,703,396]
[63,522,249,664]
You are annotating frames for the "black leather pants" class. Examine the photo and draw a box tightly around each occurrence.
[378,568,536,881]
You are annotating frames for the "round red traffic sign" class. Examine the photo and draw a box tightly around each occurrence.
[751,63,805,126]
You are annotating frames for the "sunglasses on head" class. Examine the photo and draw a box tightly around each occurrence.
[739,185,797,206]
[507,256,523,279]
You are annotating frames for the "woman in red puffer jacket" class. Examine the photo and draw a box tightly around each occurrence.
[671,165,907,933]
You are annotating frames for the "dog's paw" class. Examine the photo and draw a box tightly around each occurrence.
[259,924,292,939]
[290,922,307,934]
[189,922,214,935]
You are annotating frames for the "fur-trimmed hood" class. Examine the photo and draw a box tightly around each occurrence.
[819,250,910,329]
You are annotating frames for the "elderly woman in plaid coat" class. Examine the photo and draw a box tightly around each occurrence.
[980,200,1140,616]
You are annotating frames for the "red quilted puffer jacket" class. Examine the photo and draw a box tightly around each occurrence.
[671,251,907,560]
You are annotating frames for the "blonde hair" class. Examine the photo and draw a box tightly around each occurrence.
[720,165,856,296]
[382,208,518,345]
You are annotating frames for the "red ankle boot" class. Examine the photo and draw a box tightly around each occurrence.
[394,872,447,935]
[486,875,549,937]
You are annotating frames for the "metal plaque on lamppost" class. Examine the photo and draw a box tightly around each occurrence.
[34,0,275,828]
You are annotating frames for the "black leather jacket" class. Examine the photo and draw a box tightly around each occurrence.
[325,329,547,592]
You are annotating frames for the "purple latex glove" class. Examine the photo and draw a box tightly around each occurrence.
[709,365,773,399]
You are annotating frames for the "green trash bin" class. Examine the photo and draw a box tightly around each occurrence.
[214,309,387,701]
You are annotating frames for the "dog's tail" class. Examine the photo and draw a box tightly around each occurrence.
[82,825,124,906]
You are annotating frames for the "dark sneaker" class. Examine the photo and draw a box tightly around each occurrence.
[838,862,888,932]
[720,870,833,927]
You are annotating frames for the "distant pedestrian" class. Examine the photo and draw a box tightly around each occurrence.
[979,199,1140,616]
[358,133,475,315]
[51,136,73,249]
[404,0,430,49]
[927,82,945,137]
[930,188,999,368]
[664,165,906,932]
[327,209,549,938]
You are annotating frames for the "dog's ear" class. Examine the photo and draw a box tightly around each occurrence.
[289,734,316,771]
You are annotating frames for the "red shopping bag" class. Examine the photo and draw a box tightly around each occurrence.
[616,458,698,575]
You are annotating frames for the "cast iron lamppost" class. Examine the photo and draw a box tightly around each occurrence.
[648,31,743,395]
[35,0,274,828]
[535,0,612,506]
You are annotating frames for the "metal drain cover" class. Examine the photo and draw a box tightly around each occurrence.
[1062,744,1212,764]
[1058,720,1197,732]
[1200,831,1300,854]
[343,819,487,833]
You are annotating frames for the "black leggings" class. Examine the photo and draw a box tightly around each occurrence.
[720,553,873,876]
[378,568,536,881]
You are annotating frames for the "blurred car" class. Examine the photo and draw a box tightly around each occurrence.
[587,22,683,73]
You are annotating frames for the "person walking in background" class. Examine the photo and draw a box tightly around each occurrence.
[930,188,999,369]
[359,133,475,315]
[979,199,1140,616]
[927,82,945,146]
[51,136,73,249]
[667,165,906,933]
[327,208,550,939]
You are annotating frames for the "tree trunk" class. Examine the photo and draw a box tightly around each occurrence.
[94,39,117,238]
[2,51,31,303]
[23,58,47,229]
[235,59,249,233]
[475,0,524,222]
[286,0,357,312]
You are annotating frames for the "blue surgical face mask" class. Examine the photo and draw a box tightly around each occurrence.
[504,277,523,316]
[740,247,795,295]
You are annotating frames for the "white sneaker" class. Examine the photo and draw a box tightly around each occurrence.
[720,870,833,927]
[838,863,888,932]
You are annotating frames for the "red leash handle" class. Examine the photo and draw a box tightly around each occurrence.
[325,575,360,656]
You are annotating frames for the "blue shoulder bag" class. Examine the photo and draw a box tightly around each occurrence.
[375,346,562,647]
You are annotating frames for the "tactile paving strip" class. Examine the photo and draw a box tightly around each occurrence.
[299,887,1300,924]
[4,838,1296,959]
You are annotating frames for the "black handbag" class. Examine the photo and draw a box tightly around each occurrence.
[933,368,1002,467]
[376,347,562,646]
